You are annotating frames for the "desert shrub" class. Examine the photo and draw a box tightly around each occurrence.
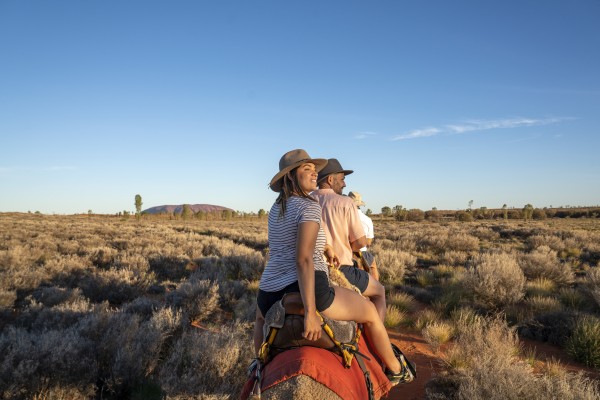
[533,372,600,400]
[524,295,563,315]
[406,208,425,222]
[89,246,119,269]
[444,232,479,252]
[26,297,94,332]
[0,326,98,399]
[558,287,587,310]
[431,286,468,316]
[0,289,16,308]
[422,321,454,352]
[414,309,441,330]
[464,253,525,310]
[384,305,406,328]
[79,267,153,305]
[415,269,436,287]
[469,227,501,242]
[387,291,416,312]
[371,247,415,284]
[566,314,600,368]
[584,267,600,310]
[456,211,473,222]
[518,246,574,286]
[117,253,151,273]
[532,209,547,220]
[158,324,253,397]
[431,264,455,280]
[518,311,576,346]
[30,286,84,307]
[431,316,539,399]
[219,251,264,282]
[399,284,436,304]
[440,250,469,266]
[232,293,257,322]
[148,256,193,281]
[449,306,484,330]
[525,277,556,297]
[165,278,219,323]
[527,234,564,252]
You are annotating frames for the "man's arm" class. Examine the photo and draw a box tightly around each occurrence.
[350,235,367,251]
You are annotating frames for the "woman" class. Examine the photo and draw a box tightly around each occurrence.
[254,149,404,385]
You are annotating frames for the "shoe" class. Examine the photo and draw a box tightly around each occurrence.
[385,367,414,386]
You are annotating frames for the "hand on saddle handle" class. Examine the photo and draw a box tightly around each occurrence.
[323,244,340,268]
[303,311,323,341]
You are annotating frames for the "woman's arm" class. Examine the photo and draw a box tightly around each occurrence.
[296,221,322,341]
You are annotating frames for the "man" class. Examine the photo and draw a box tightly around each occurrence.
[311,158,387,322]
[348,191,380,282]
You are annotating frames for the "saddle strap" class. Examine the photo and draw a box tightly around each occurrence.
[353,351,375,400]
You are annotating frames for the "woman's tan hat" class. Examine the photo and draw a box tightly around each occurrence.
[269,149,328,192]
[348,191,365,206]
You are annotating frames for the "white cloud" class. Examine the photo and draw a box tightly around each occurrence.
[355,132,377,139]
[391,116,570,141]
[445,117,562,134]
[391,127,441,141]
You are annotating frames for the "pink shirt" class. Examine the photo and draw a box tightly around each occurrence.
[311,188,366,266]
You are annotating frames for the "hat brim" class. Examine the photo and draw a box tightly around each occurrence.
[269,158,328,192]
[317,169,353,183]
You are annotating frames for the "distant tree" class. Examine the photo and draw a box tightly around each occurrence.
[222,209,233,220]
[456,211,474,222]
[195,210,206,220]
[425,209,441,221]
[406,208,425,222]
[468,200,474,211]
[502,204,508,221]
[135,194,143,216]
[523,204,534,221]
[393,205,407,221]
[182,204,193,220]
[258,208,266,219]
[381,206,392,218]
[365,209,372,216]
[88,209,93,217]
[532,208,547,220]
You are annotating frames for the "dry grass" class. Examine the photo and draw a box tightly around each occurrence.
[422,321,454,353]
[2,213,600,398]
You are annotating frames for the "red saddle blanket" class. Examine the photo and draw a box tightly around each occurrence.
[240,335,392,399]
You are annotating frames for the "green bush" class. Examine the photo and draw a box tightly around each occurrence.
[566,315,600,368]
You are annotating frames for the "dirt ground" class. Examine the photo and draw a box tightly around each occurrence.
[385,329,443,400]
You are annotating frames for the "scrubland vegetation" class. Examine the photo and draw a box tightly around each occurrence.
[1,212,600,399]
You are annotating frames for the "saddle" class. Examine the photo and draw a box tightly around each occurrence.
[263,292,358,362]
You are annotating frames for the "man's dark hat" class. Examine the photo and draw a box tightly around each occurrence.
[317,158,354,182]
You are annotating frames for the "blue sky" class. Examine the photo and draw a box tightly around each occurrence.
[1,1,599,215]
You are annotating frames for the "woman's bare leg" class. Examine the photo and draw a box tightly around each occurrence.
[253,307,265,356]
[361,274,386,322]
[321,286,400,373]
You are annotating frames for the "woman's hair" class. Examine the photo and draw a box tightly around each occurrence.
[276,166,316,218]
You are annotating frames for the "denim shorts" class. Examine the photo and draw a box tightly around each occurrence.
[339,263,370,293]
[257,270,335,317]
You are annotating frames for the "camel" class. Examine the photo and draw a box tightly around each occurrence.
[241,268,406,400]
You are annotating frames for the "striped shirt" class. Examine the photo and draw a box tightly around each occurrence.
[259,196,329,292]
